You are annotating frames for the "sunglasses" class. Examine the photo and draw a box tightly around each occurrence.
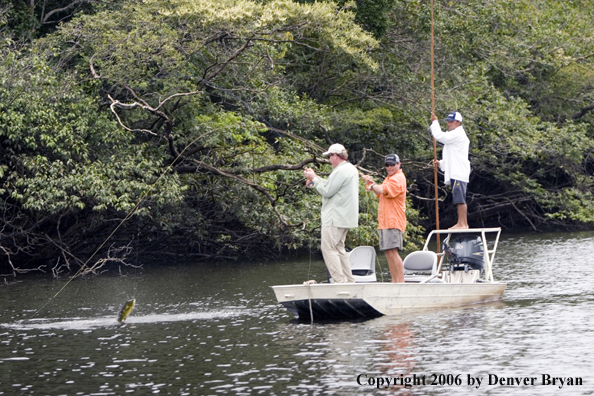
[385,163,397,167]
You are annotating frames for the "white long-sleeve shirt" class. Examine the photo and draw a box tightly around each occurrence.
[430,120,470,185]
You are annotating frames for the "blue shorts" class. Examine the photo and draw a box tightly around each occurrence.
[451,180,467,205]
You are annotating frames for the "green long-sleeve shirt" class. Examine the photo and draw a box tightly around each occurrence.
[312,161,359,228]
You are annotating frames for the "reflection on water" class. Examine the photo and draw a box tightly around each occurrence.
[378,322,416,377]
[1,231,594,395]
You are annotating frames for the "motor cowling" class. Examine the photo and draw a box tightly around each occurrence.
[443,234,484,273]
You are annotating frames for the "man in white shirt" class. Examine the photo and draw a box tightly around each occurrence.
[304,144,359,283]
[430,111,470,229]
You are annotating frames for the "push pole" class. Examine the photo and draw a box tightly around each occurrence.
[430,0,441,252]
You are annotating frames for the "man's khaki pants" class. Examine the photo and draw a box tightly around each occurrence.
[321,226,355,283]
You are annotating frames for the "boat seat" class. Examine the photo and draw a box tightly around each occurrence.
[329,246,377,283]
[403,251,442,283]
[348,246,377,282]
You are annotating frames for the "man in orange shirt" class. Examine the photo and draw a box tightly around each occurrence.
[361,154,407,283]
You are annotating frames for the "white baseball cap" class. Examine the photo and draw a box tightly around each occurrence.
[323,143,346,156]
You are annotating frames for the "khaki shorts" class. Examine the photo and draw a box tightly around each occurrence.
[379,228,404,251]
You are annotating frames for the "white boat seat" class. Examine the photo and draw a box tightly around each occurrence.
[403,251,442,283]
[329,246,377,283]
[348,246,377,282]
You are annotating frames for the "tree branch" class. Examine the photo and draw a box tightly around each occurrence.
[187,159,291,227]
[41,0,91,24]
[108,95,159,136]
[572,103,594,119]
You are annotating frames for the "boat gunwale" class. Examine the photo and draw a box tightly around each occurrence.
[271,281,507,290]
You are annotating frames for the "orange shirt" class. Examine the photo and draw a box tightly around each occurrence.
[376,169,406,231]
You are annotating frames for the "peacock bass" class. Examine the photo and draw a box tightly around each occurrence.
[118,298,136,323]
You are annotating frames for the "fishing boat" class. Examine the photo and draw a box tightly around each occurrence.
[272,228,506,321]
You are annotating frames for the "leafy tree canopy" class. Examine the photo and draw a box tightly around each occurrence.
[1,0,593,277]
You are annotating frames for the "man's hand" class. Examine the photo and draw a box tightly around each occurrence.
[360,174,375,191]
[430,113,438,122]
[304,167,317,184]
[360,174,373,184]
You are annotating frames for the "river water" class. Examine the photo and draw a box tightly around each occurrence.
[1,231,593,395]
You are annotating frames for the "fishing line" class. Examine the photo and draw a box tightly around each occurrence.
[307,230,313,281]
[29,122,328,321]
[305,203,316,324]
[307,284,314,324]
[27,129,218,321]
[363,174,384,282]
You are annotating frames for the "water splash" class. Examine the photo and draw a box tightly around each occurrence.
[2,309,249,331]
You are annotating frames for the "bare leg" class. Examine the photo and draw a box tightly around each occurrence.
[449,203,469,229]
[385,248,404,283]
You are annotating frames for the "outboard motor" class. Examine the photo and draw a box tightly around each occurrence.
[443,234,484,273]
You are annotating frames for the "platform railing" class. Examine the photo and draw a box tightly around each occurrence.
[422,228,502,282]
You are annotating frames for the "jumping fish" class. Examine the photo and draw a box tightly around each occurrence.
[118,298,136,323]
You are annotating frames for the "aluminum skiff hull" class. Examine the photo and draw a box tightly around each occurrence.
[272,282,506,321]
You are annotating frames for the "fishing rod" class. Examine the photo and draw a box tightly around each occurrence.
[430,0,441,252]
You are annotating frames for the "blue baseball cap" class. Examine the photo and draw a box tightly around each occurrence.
[445,111,463,122]
[385,154,400,164]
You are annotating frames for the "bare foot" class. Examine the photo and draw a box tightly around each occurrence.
[448,224,469,230]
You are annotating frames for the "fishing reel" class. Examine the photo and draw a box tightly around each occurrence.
[442,241,458,269]
[442,241,455,259]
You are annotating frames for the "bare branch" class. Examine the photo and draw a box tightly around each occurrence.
[184,159,294,227]
[89,54,105,80]
[41,0,92,24]
[155,38,256,111]
[108,96,159,136]
[79,243,140,277]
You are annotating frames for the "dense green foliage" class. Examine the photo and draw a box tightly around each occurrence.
[1,0,593,276]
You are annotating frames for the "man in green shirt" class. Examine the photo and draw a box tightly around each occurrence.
[304,144,359,283]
